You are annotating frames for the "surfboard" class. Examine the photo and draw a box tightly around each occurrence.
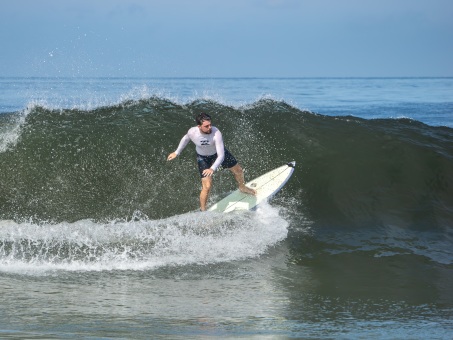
[208,161,296,213]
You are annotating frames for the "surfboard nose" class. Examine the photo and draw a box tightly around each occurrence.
[287,161,296,168]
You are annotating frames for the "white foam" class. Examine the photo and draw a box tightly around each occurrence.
[0,205,288,275]
[0,106,30,152]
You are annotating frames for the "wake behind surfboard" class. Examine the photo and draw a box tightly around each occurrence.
[208,161,296,213]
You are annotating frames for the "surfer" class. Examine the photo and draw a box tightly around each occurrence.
[167,112,256,211]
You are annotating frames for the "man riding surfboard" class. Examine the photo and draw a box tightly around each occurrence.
[167,113,256,211]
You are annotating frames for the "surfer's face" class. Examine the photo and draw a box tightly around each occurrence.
[199,120,212,134]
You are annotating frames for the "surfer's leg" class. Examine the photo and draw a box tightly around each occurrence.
[200,176,213,211]
[229,164,256,196]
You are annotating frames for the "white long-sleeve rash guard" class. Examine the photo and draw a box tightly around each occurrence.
[174,126,225,171]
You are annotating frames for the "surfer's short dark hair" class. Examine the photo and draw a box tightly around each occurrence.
[196,112,211,125]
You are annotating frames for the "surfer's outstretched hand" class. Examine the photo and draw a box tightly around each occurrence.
[167,152,177,161]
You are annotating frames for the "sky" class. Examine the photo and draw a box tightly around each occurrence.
[0,0,452,77]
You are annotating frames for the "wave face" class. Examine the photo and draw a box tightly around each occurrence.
[2,98,452,225]
[1,98,453,270]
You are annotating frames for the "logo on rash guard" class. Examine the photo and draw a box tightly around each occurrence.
[200,138,210,146]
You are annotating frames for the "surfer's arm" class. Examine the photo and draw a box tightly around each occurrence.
[168,134,191,160]
[210,131,225,171]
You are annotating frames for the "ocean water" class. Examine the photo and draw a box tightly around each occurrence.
[1,77,452,338]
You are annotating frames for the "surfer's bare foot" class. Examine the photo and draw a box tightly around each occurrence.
[239,185,257,196]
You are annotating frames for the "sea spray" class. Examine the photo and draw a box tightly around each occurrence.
[0,205,288,274]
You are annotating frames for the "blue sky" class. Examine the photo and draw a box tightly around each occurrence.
[1,0,452,77]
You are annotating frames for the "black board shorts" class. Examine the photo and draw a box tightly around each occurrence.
[196,149,238,177]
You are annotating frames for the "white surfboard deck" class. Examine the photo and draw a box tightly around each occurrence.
[208,161,296,213]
